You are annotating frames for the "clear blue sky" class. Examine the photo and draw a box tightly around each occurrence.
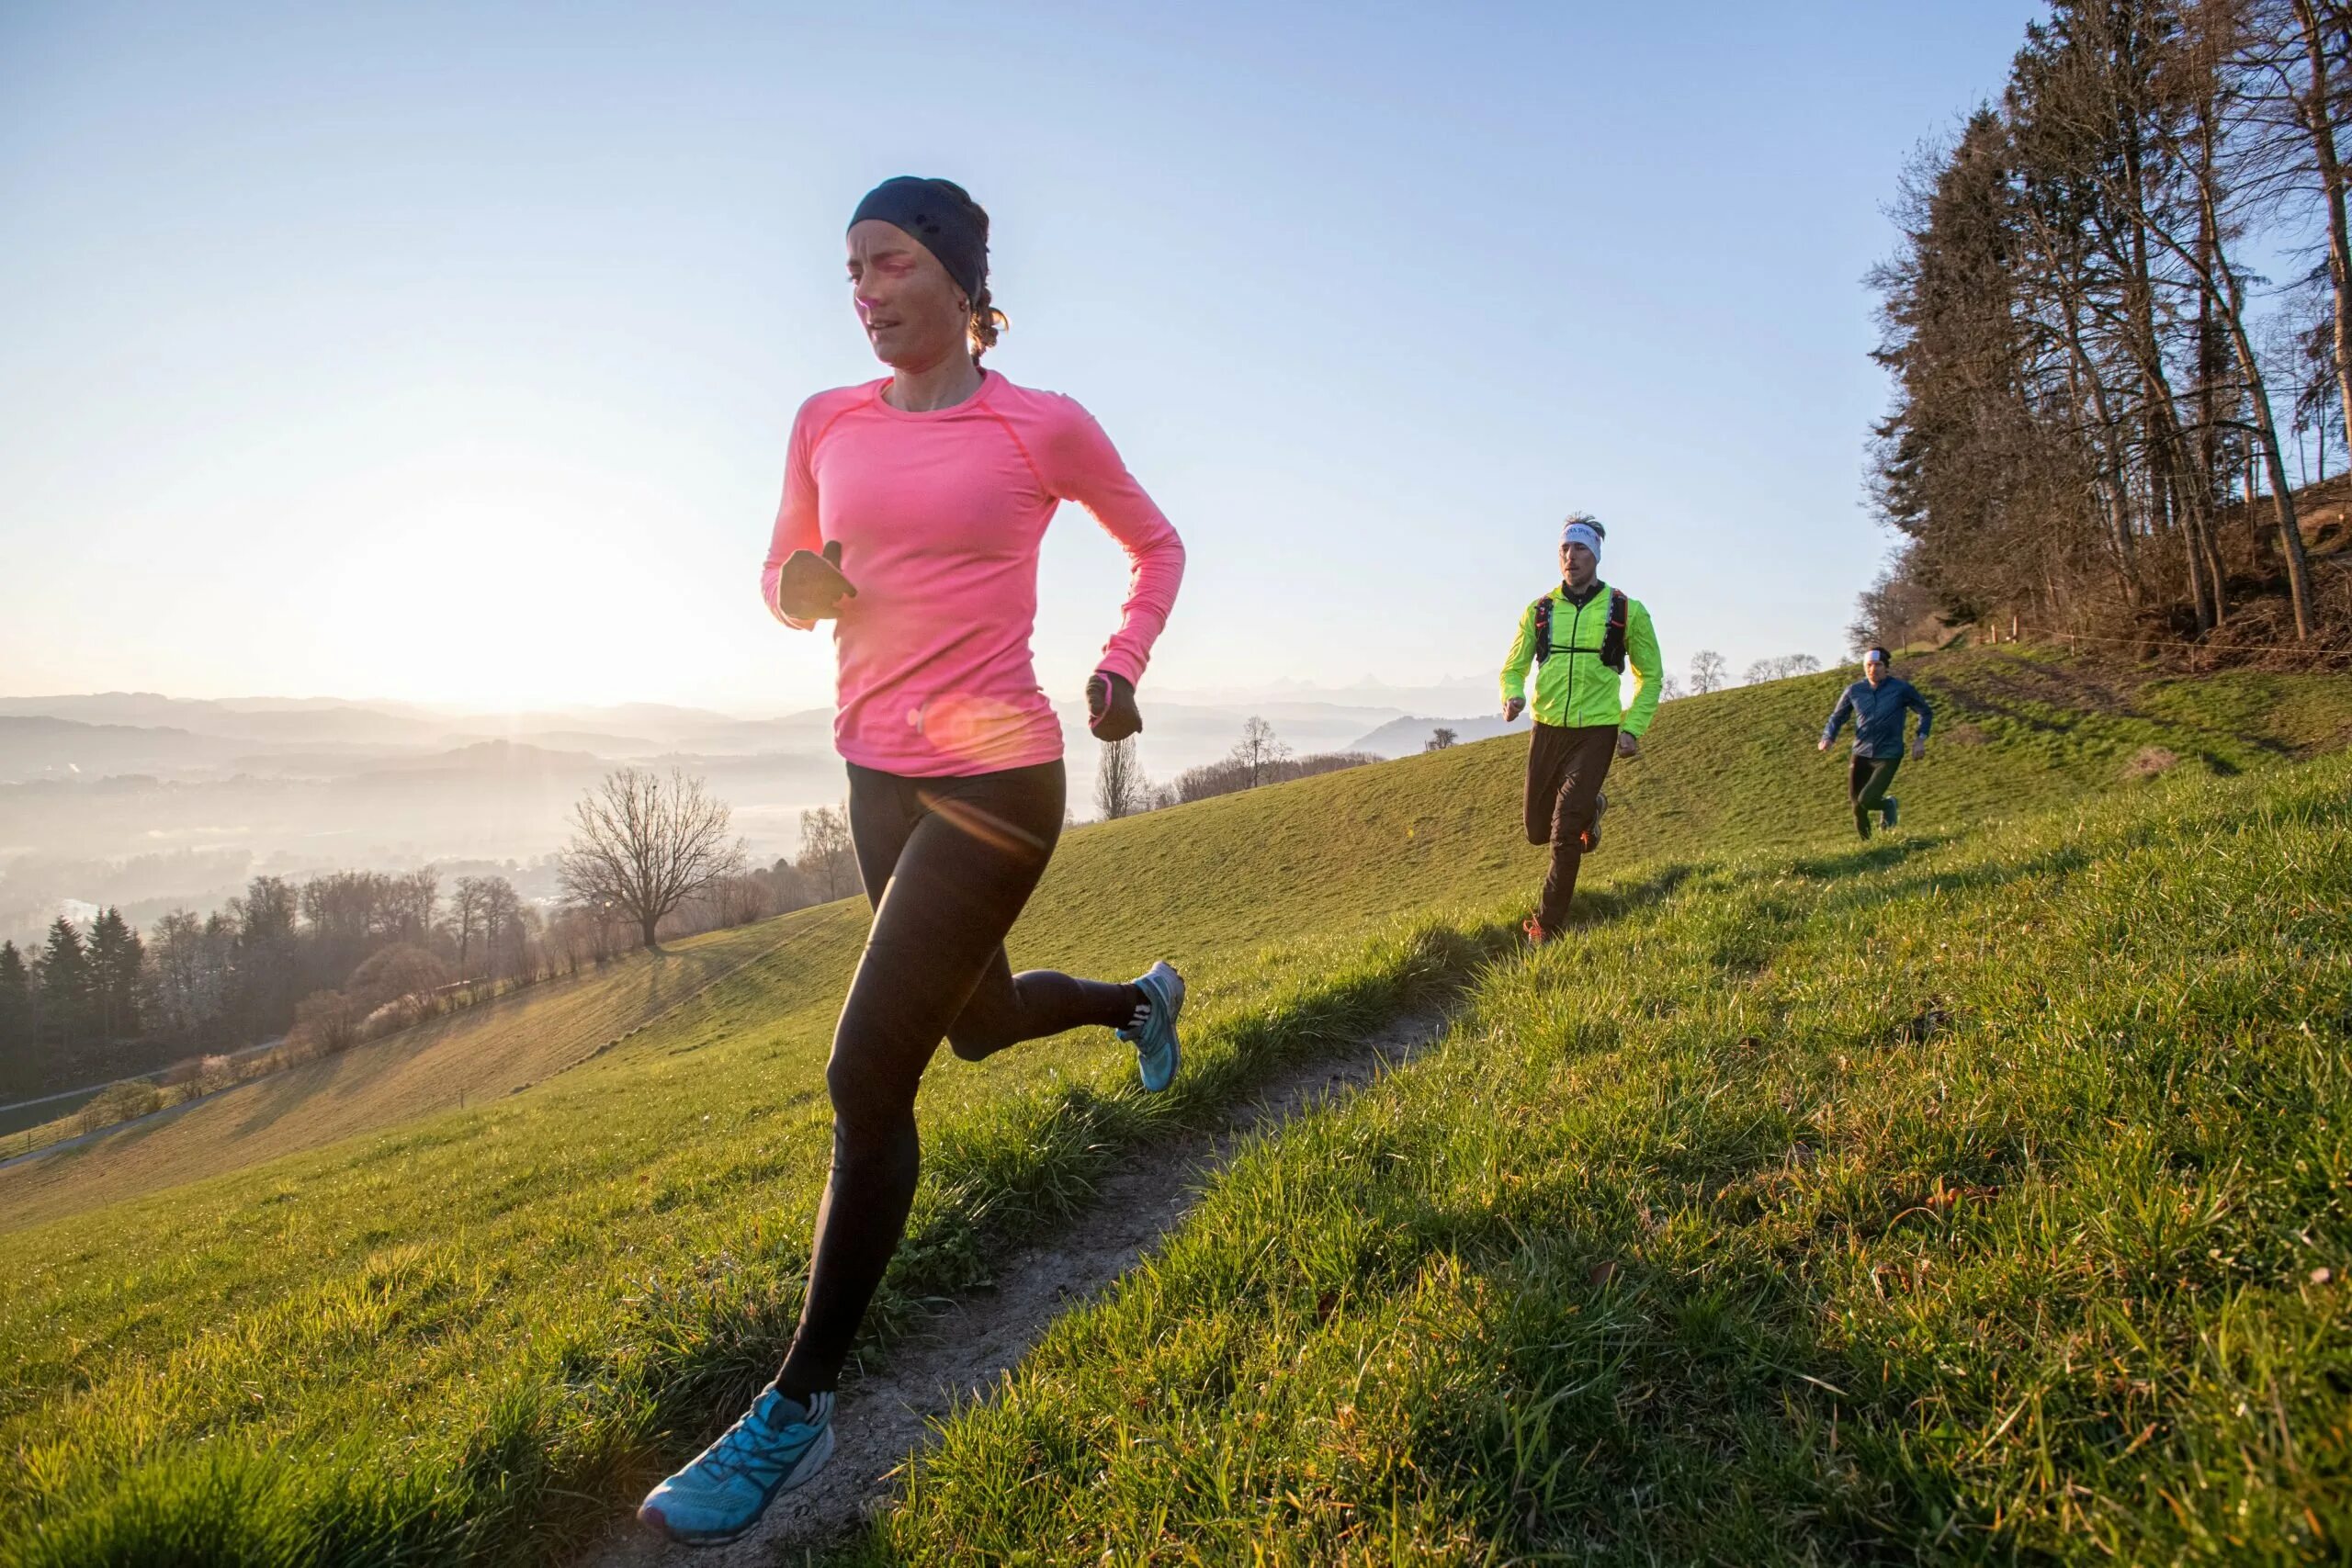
[0,1,2043,715]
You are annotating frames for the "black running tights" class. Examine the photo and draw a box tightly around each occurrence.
[1849,754,1901,839]
[775,760,1137,1397]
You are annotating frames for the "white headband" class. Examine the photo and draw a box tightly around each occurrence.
[1561,522,1603,562]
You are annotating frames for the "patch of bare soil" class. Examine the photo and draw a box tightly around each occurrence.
[2124,745,2180,779]
[584,1008,1450,1568]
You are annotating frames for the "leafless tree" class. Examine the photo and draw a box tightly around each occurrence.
[1849,558,1948,654]
[543,908,596,976]
[1424,728,1459,751]
[1095,736,1151,819]
[559,767,747,953]
[141,908,232,1043]
[1175,749,1376,803]
[385,869,438,946]
[752,857,818,916]
[795,805,859,902]
[476,877,526,982]
[1745,653,1825,683]
[2283,0,2352,446]
[1230,716,1291,788]
[448,876,490,979]
[1689,650,1729,694]
[683,874,775,932]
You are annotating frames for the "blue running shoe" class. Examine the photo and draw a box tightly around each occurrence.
[1882,795,1899,829]
[1118,961,1184,1093]
[638,1388,835,1546]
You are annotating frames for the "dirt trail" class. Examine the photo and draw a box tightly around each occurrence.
[587,1008,1449,1567]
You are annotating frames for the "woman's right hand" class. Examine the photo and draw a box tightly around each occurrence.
[777,541,857,620]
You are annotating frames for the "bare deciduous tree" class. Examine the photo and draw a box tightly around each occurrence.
[385,869,438,947]
[1230,716,1291,788]
[794,805,859,902]
[1095,736,1151,819]
[1425,728,1459,751]
[478,877,525,982]
[1744,653,1824,683]
[1689,650,1729,694]
[559,768,747,953]
[448,876,490,979]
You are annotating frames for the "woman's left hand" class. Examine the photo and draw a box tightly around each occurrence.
[1086,671,1143,741]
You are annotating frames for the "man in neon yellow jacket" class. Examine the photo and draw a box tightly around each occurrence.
[1500,515,1663,943]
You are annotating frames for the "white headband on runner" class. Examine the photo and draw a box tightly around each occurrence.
[1561,521,1603,562]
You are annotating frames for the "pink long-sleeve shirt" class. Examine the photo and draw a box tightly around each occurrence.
[762,370,1185,777]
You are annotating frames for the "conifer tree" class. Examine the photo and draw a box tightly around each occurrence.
[0,941,30,1056]
[87,907,143,1039]
[40,917,93,1049]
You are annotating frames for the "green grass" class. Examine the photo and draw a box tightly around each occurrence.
[0,915,844,1228]
[863,756,2352,1565]
[1,650,2346,1565]
[6,650,2336,1235]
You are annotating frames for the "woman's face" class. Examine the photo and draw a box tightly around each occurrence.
[846,220,968,370]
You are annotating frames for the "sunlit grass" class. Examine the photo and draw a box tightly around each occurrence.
[864,758,2352,1565]
[0,651,2346,1565]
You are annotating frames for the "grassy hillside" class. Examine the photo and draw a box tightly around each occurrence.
[1,651,2346,1565]
[6,649,2337,1235]
[868,753,2352,1565]
[0,915,852,1226]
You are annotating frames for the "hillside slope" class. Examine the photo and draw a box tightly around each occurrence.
[870,750,2352,1566]
[0,915,858,1228]
[2,651,2346,1566]
[12,648,2335,1233]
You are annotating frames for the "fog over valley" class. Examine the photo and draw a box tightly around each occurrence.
[0,681,1496,945]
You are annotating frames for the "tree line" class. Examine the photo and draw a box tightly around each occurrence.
[1865,0,2352,653]
[1093,716,1385,820]
[0,768,827,1091]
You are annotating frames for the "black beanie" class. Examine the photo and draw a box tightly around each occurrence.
[850,177,988,301]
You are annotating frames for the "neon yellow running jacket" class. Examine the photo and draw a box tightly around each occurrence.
[1499,581,1664,737]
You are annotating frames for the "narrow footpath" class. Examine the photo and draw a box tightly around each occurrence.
[586,1007,1451,1567]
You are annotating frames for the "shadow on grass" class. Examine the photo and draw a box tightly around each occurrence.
[1569,862,1701,926]
[602,916,1521,1529]
[1786,833,1950,881]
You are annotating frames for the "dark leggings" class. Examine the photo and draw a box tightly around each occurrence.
[775,759,1137,1397]
[1523,722,1618,931]
[1849,753,1901,838]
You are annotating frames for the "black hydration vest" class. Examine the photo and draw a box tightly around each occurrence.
[1532,587,1629,673]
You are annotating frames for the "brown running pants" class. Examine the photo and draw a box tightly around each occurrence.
[1523,722,1618,931]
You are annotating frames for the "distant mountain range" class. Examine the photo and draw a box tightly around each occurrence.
[1346,714,1518,757]
[0,689,1460,945]
[0,699,848,784]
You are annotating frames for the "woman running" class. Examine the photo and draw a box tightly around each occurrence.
[637,176,1187,1547]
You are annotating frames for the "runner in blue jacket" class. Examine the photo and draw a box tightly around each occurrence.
[1818,648,1931,839]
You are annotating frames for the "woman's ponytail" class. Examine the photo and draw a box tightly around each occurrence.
[927,178,1007,361]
